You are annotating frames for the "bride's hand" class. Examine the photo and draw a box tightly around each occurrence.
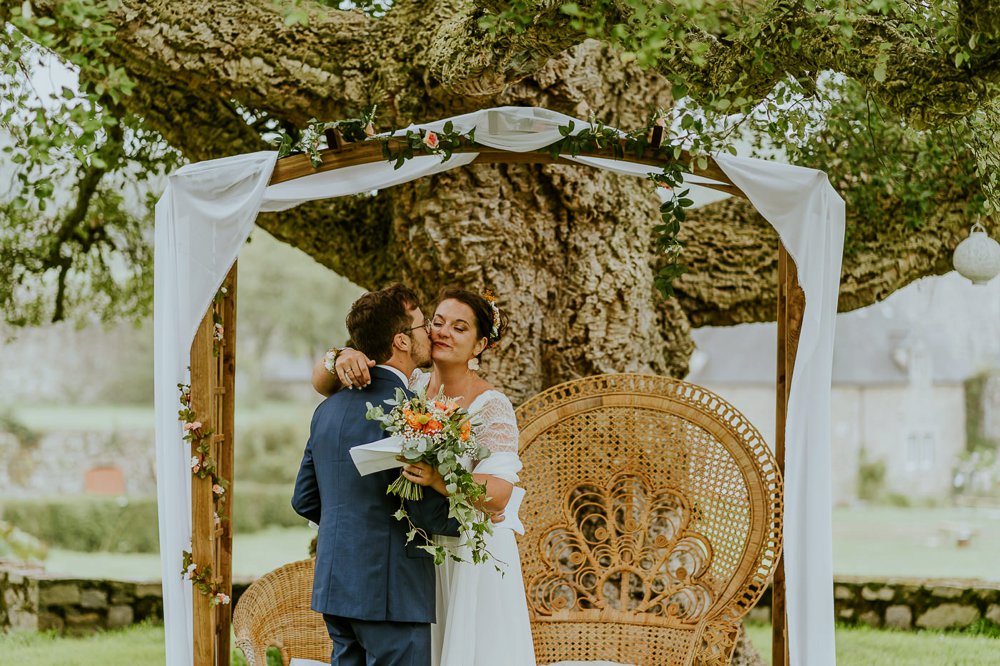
[402,461,446,495]
[335,348,375,388]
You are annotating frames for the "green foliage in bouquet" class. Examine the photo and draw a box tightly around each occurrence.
[366,386,496,566]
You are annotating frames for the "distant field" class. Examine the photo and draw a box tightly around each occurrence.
[44,526,315,580]
[11,401,318,432]
[832,505,1000,581]
[33,506,1000,582]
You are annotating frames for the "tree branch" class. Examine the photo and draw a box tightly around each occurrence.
[675,194,973,326]
[17,0,380,126]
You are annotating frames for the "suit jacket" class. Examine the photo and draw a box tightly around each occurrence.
[291,366,454,622]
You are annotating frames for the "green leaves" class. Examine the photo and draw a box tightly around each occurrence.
[0,11,179,328]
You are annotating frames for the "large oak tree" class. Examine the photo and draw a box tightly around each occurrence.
[5,1,998,661]
[2,0,995,402]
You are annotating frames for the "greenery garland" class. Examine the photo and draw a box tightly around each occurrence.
[275,109,702,298]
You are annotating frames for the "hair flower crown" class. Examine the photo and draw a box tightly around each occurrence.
[483,289,501,344]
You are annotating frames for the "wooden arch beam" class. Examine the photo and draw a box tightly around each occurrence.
[267,139,748,199]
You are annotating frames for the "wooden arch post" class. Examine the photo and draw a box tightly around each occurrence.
[187,133,808,666]
[773,247,805,666]
[189,263,238,666]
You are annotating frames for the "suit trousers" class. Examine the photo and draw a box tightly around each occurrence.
[323,614,431,666]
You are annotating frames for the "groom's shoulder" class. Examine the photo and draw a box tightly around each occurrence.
[314,375,402,416]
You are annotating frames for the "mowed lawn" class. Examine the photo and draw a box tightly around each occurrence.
[38,506,1000,582]
[44,526,315,580]
[2,622,997,666]
[832,505,1000,581]
[11,401,318,432]
[0,624,280,666]
[744,622,1000,666]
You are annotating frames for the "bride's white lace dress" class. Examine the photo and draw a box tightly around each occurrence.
[410,370,536,666]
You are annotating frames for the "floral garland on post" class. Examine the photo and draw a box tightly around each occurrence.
[210,283,230,357]
[182,550,230,606]
[273,108,702,297]
[177,382,230,604]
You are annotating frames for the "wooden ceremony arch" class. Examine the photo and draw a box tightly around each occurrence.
[187,135,805,666]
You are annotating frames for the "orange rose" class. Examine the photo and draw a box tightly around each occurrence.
[424,419,443,434]
[460,421,472,441]
[403,409,422,429]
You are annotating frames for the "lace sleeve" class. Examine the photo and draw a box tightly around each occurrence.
[471,391,520,454]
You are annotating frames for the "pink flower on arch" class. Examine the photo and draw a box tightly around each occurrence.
[184,421,202,432]
[212,484,225,496]
[422,131,439,149]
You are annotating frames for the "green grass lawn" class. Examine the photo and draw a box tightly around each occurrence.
[744,622,1000,665]
[832,505,1000,581]
[10,401,318,432]
[43,526,315,580]
[2,622,996,666]
[0,623,281,666]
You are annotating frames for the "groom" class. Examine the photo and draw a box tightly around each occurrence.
[292,283,453,666]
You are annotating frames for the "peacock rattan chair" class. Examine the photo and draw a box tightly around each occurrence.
[233,558,331,666]
[515,374,782,666]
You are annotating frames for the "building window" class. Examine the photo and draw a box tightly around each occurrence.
[905,432,935,473]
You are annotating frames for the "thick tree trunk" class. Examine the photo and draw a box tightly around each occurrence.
[387,162,693,404]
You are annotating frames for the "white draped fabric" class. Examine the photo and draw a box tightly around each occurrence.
[154,106,844,666]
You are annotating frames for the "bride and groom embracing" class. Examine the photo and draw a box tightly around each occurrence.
[292,284,535,666]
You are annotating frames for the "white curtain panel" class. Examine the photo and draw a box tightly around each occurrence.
[154,106,844,666]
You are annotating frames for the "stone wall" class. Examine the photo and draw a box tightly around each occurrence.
[3,566,999,635]
[831,576,1000,630]
[0,563,256,635]
[748,576,1000,631]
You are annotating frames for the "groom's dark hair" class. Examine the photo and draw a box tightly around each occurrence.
[346,283,420,363]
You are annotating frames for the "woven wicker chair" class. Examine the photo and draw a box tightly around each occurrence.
[515,374,782,666]
[233,558,331,666]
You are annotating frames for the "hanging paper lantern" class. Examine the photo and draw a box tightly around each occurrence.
[953,221,1000,285]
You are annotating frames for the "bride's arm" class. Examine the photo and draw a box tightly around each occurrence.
[472,473,513,514]
[311,348,375,396]
[401,464,512,515]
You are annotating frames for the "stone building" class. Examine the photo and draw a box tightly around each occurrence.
[687,273,1000,505]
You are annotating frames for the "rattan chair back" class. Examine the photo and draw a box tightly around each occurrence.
[233,558,331,666]
[515,374,783,666]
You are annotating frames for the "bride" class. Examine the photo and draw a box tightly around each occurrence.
[313,287,536,666]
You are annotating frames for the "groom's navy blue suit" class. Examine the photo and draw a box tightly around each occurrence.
[292,366,454,666]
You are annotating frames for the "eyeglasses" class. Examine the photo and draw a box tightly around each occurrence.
[402,321,430,334]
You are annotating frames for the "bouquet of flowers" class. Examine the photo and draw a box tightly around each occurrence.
[366,386,495,565]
